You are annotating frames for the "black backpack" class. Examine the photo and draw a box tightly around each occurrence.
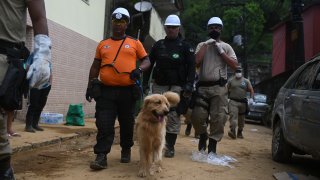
[0,47,29,111]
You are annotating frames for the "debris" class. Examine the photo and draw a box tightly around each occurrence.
[191,151,237,168]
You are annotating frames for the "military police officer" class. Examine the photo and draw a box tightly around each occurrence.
[143,14,195,158]
[191,17,238,154]
[227,66,254,139]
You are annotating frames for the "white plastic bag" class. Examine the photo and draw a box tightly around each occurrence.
[191,151,237,168]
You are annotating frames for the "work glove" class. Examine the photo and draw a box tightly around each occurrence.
[130,68,142,80]
[205,38,216,45]
[27,34,52,89]
[86,88,93,102]
[215,42,225,55]
[248,98,254,104]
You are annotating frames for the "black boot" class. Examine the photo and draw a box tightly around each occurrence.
[237,129,244,139]
[185,124,192,136]
[198,133,208,151]
[164,133,177,158]
[25,115,35,133]
[32,117,44,131]
[120,149,131,163]
[0,156,15,180]
[208,138,217,154]
[90,154,107,170]
[228,128,236,139]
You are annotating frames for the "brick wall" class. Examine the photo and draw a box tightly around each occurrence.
[17,19,97,121]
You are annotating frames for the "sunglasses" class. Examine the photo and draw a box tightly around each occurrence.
[208,25,222,31]
[166,26,179,29]
[112,19,127,25]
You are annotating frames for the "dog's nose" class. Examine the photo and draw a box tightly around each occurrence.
[164,110,169,115]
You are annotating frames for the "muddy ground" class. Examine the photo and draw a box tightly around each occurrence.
[13,123,320,180]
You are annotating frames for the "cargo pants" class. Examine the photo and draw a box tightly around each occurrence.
[152,84,182,134]
[191,85,228,142]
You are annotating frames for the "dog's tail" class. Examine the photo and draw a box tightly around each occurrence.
[163,92,180,107]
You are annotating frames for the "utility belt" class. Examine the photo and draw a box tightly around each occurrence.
[197,78,227,87]
[229,98,247,104]
[229,98,249,115]
[0,39,30,61]
[88,79,142,102]
[0,39,29,110]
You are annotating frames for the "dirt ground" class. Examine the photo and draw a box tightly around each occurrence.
[13,123,320,180]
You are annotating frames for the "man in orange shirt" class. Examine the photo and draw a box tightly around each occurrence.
[86,7,150,170]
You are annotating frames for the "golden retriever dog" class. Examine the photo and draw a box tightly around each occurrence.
[136,91,180,177]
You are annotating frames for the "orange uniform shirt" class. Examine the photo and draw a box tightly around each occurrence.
[95,36,147,86]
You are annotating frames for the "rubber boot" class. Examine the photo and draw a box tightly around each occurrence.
[237,129,244,139]
[32,116,44,131]
[164,133,177,158]
[90,154,107,170]
[25,115,35,133]
[208,138,217,154]
[185,124,192,136]
[198,133,208,151]
[228,128,236,139]
[0,156,15,180]
[120,149,131,163]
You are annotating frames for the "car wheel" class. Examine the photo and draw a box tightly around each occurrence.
[272,121,293,163]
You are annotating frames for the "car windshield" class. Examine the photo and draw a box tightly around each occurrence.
[254,94,267,103]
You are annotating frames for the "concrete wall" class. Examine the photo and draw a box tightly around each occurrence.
[16,1,109,121]
[45,0,106,42]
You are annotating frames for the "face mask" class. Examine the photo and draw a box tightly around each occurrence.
[235,73,242,78]
[208,30,220,40]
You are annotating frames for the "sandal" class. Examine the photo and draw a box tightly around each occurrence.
[8,132,21,137]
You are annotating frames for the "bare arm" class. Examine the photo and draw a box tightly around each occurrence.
[27,0,48,35]
[139,56,151,72]
[247,84,254,99]
[220,53,238,70]
[87,59,101,87]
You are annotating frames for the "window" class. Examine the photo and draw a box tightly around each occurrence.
[312,64,320,90]
[293,61,320,90]
[82,0,89,5]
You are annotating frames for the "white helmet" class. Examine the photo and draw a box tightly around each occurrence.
[112,7,130,22]
[207,17,223,27]
[164,15,181,26]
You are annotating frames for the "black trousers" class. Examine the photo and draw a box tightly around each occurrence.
[93,85,136,155]
[26,85,51,125]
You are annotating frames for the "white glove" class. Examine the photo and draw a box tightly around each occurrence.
[248,98,254,104]
[215,42,225,54]
[27,34,52,89]
[205,38,216,45]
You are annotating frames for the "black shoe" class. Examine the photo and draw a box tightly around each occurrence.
[25,126,36,133]
[0,157,15,180]
[90,154,107,170]
[198,133,208,151]
[120,149,131,163]
[237,129,244,139]
[164,148,175,158]
[208,138,217,154]
[185,124,192,136]
[33,125,44,131]
[228,129,236,139]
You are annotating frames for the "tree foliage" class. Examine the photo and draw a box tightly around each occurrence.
[181,0,317,62]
